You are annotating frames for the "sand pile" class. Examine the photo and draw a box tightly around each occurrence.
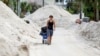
[25,5,77,27]
[0,1,40,38]
[0,1,40,56]
[77,21,100,49]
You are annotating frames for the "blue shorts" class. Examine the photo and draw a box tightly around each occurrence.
[47,29,53,37]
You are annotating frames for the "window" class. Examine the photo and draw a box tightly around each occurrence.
[55,0,59,2]
[60,0,64,2]
[55,0,64,2]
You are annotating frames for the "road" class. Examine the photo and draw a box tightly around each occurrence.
[29,28,100,56]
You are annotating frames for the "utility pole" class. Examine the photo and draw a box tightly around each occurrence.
[43,0,44,6]
[96,0,99,21]
[17,0,21,16]
[79,0,82,19]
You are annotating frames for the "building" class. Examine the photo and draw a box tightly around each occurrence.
[44,0,67,6]
[21,0,68,7]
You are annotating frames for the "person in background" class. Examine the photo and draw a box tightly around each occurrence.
[47,15,56,45]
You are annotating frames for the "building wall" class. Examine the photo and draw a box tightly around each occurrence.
[44,0,59,4]
[45,0,67,5]
[21,0,68,6]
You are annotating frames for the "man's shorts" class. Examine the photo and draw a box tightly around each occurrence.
[47,29,53,37]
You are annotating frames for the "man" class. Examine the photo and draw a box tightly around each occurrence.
[47,15,56,45]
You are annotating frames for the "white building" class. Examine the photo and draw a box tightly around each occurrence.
[44,0,67,6]
[21,0,68,6]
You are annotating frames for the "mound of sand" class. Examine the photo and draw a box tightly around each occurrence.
[77,21,100,49]
[0,1,41,56]
[25,5,77,27]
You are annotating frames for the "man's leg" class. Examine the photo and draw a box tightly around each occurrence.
[47,36,51,45]
[49,36,52,44]
[48,35,53,44]
[47,30,53,45]
[49,30,53,44]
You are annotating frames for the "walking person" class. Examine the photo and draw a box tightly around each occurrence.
[47,15,56,45]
